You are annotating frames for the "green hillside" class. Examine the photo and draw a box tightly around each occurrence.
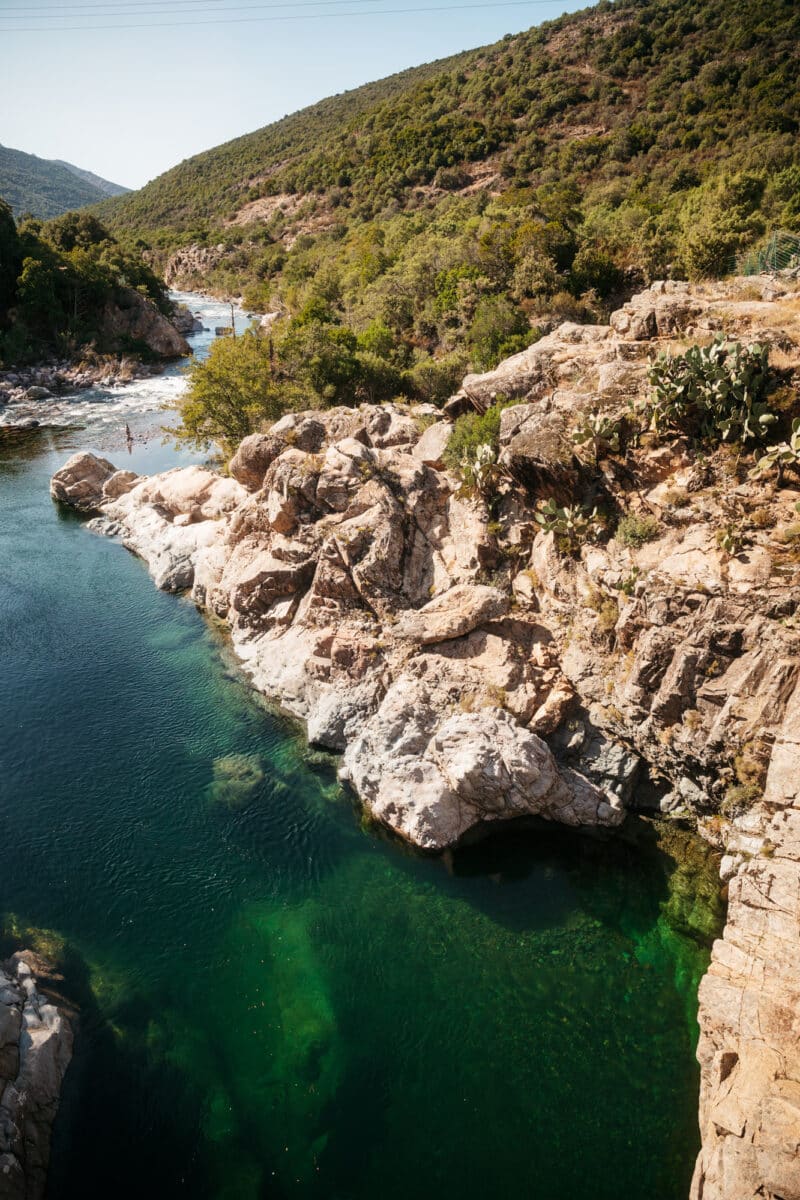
[101,0,800,374]
[0,145,129,220]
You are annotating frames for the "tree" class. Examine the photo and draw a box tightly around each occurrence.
[280,319,361,404]
[466,295,533,371]
[44,211,111,253]
[174,331,301,451]
[0,199,20,322]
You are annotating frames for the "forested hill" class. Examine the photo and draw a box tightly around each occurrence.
[0,145,129,219]
[100,0,800,376]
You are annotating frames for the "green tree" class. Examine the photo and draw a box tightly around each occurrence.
[280,319,361,404]
[467,295,533,371]
[15,255,65,336]
[0,199,20,322]
[174,331,301,451]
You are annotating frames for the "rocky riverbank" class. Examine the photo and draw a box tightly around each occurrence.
[0,951,75,1200]
[0,292,197,426]
[51,276,800,1197]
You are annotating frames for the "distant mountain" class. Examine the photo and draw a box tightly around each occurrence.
[52,160,129,200]
[0,144,129,219]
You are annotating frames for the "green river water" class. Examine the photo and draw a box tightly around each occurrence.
[0,303,723,1200]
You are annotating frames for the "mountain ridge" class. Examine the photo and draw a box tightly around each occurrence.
[0,144,129,220]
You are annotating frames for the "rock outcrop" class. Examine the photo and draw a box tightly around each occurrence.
[690,688,800,1200]
[51,405,621,849]
[51,276,800,1189]
[100,287,190,359]
[0,952,75,1200]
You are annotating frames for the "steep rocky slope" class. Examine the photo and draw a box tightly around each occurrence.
[0,951,75,1200]
[52,277,800,1196]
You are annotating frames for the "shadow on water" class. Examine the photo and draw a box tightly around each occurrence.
[46,951,219,1200]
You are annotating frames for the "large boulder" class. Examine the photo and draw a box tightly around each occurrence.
[395,583,509,645]
[412,420,453,469]
[50,452,117,512]
[228,434,286,491]
[341,680,621,849]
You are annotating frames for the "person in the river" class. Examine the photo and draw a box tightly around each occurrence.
[125,423,133,453]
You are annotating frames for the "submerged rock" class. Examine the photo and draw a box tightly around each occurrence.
[207,753,266,809]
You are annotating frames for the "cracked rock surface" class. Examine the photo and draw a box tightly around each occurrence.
[0,953,74,1200]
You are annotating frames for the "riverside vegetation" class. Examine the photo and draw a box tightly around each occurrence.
[0,204,181,367]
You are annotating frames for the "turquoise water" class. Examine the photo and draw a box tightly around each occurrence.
[0,319,722,1200]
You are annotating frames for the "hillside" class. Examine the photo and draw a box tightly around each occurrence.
[101,0,800,374]
[53,160,130,200]
[0,144,129,219]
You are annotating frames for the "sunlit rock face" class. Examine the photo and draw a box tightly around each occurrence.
[49,400,617,850]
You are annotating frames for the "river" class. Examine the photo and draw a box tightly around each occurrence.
[0,294,722,1200]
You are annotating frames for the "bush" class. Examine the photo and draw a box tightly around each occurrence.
[535,499,603,555]
[616,512,661,547]
[404,351,467,406]
[639,337,776,444]
[443,400,510,492]
[466,296,534,371]
[444,402,503,466]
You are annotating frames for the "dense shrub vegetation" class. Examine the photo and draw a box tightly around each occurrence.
[96,0,800,379]
[0,202,169,364]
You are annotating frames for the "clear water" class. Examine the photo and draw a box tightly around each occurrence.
[0,299,723,1200]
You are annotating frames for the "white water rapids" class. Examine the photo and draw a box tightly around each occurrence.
[0,291,249,430]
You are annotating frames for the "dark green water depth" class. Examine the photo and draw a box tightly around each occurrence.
[0,420,722,1200]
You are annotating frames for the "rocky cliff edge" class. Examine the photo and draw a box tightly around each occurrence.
[0,952,74,1200]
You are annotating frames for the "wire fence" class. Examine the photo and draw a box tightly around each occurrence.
[732,229,800,277]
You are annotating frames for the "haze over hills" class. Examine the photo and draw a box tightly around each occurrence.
[97,0,800,356]
[0,144,129,220]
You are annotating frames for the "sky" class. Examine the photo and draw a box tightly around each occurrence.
[2,0,588,189]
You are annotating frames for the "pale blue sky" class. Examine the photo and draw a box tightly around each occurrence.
[2,0,588,189]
